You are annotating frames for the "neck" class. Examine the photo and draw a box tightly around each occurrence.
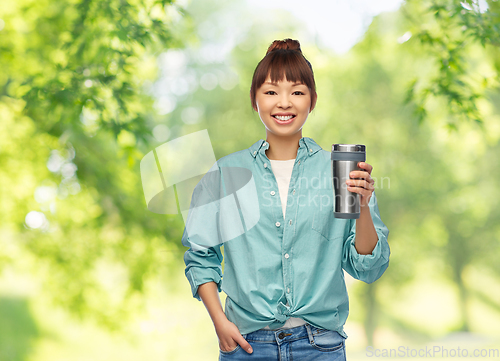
[265,132,302,160]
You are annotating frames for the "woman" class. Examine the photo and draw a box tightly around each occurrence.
[183,38,390,360]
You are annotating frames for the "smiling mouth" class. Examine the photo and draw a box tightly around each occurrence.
[273,115,296,121]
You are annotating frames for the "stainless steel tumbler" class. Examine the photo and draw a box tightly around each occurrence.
[331,144,366,219]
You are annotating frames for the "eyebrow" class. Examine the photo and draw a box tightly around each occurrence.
[263,81,305,86]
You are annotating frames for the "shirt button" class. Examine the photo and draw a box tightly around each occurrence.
[287,288,290,293]
[275,221,280,227]
[284,253,289,259]
[293,189,295,195]
[264,163,268,168]
[298,160,300,164]
[310,149,313,152]
[289,220,292,225]
[270,190,275,196]
[263,142,267,146]
[253,151,257,155]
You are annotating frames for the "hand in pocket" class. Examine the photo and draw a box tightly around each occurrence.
[215,318,253,354]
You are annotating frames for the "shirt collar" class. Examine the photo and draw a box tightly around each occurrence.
[248,137,322,158]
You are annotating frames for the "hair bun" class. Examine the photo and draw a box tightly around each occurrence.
[266,38,302,55]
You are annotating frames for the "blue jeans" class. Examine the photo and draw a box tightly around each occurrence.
[219,323,347,361]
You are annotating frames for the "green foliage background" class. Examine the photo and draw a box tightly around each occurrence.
[1,0,499,360]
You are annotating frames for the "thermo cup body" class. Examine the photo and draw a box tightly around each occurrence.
[331,144,366,219]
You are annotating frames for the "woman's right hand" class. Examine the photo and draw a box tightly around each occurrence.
[215,318,253,354]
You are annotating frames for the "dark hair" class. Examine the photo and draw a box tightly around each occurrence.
[250,38,317,111]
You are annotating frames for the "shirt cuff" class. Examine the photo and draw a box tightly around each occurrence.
[349,232,390,272]
[185,267,223,301]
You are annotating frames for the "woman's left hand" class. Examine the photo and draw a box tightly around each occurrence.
[346,162,375,208]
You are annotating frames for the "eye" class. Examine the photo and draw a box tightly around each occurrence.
[265,91,277,95]
[293,91,305,95]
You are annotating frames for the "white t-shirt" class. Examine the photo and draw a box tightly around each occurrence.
[262,159,307,330]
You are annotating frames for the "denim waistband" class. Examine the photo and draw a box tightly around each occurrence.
[242,323,340,346]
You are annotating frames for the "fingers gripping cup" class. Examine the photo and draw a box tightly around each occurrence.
[331,144,366,219]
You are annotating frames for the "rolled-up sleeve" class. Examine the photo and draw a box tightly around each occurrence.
[183,171,224,301]
[184,240,223,301]
[341,192,390,284]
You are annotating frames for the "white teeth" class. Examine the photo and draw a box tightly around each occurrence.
[275,115,294,121]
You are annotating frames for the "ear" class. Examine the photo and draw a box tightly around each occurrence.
[310,92,318,112]
[250,92,258,112]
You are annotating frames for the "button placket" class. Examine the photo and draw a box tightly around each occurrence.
[279,144,306,315]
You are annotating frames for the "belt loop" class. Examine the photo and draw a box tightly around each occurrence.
[305,323,314,344]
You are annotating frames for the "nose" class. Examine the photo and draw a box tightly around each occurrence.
[277,94,292,108]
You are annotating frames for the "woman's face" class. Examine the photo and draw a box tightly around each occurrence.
[253,74,316,138]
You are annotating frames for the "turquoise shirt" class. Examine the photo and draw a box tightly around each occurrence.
[183,137,390,337]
